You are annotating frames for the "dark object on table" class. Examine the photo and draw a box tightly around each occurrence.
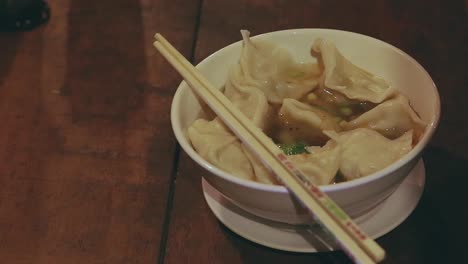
[0,0,50,32]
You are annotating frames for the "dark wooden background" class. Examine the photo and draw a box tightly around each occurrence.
[0,0,466,263]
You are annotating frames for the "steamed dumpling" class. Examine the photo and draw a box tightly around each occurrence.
[241,145,278,184]
[188,118,277,184]
[224,66,272,130]
[188,118,255,181]
[324,128,413,180]
[312,39,395,103]
[342,95,426,138]
[238,30,320,104]
[288,140,341,185]
[277,98,341,144]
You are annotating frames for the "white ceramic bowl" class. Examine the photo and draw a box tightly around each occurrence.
[171,29,440,224]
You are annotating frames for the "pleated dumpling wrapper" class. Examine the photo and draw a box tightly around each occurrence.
[341,94,426,139]
[324,128,413,180]
[288,140,341,185]
[237,30,321,104]
[224,66,272,131]
[188,118,278,184]
[313,38,396,103]
[278,98,342,144]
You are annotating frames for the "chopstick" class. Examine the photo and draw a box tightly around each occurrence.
[154,33,385,264]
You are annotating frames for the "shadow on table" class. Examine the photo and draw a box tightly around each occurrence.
[0,33,22,89]
[219,146,468,264]
[378,146,468,264]
[220,224,352,264]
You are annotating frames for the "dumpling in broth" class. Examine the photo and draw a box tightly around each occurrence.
[224,66,272,130]
[342,95,426,139]
[238,30,320,104]
[288,140,341,185]
[324,128,413,180]
[312,38,396,103]
[188,117,277,184]
[275,98,342,145]
[241,144,278,184]
[188,118,256,181]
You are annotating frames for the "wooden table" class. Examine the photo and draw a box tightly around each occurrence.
[0,0,466,263]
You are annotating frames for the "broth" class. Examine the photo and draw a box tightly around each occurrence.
[266,87,378,146]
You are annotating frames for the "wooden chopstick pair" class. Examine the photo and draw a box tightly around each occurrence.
[153,33,385,264]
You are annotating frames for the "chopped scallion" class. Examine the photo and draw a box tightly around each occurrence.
[278,142,309,155]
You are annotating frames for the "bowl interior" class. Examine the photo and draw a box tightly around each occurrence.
[171,28,440,192]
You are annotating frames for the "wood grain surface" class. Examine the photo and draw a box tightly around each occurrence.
[0,0,199,263]
[0,0,467,263]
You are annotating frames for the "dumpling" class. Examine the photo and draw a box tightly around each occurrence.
[237,30,320,104]
[342,95,426,138]
[241,145,278,185]
[277,98,341,144]
[188,118,255,181]
[224,66,272,131]
[188,117,277,184]
[288,140,341,185]
[312,38,396,103]
[323,128,413,180]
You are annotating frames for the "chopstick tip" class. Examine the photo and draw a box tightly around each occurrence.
[154,33,163,40]
[374,249,386,262]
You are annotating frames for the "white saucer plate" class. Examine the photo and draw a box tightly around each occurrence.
[202,159,426,253]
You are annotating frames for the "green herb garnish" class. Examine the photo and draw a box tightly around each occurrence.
[278,142,309,155]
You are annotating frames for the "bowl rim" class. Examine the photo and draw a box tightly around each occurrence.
[171,28,441,193]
